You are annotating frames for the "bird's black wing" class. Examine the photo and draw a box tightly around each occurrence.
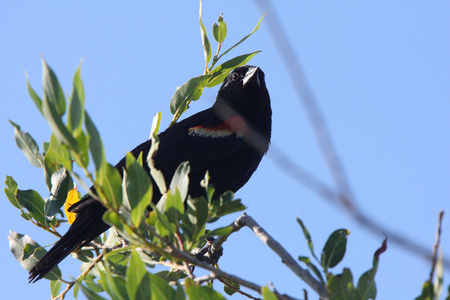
[155,109,262,196]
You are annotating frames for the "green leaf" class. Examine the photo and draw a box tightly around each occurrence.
[298,256,324,284]
[328,268,358,300]
[416,281,434,300]
[169,161,190,201]
[99,163,123,208]
[206,51,261,88]
[152,203,176,238]
[148,272,174,300]
[101,260,128,300]
[5,176,19,208]
[137,251,156,268]
[103,211,144,245]
[73,279,81,299]
[8,231,61,280]
[41,57,66,117]
[50,280,62,298]
[68,60,89,166]
[200,171,214,203]
[202,226,233,240]
[4,175,18,192]
[150,112,162,138]
[147,135,167,195]
[147,136,167,196]
[45,168,73,217]
[8,120,44,168]
[222,278,240,296]
[42,86,78,151]
[72,249,94,263]
[80,283,108,300]
[173,283,186,300]
[218,13,266,59]
[155,270,187,282]
[68,60,85,133]
[208,192,245,223]
[321,229,349,270]
[357,269,377,300]
[105,253,129,278]
[165,188,184,225]
[25,72,43,113]
[103,210,125,230]
[169,74,212,116]
[84,274,104,293]
[40,59,79,151]
[123,153,152,227]
[212,14,227,43]
[80,260,100,279]
[357,238,387,300]
[13,188,47,226]
[85,111,105,173]
[183,197,208,243]
[261,286,278,300]
[104,228,120,248]
[185,278,226,300]
[223,285,236,296]
[73,130,90,168]
[43,134,72,190]
[126,251,151,299]
[296,217,319,263]
[199,0,211,65]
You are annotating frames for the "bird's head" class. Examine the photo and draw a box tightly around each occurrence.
[214,65,271,135]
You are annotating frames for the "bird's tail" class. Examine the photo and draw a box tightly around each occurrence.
[28,203,109,283]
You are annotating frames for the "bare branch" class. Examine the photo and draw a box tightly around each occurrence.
[211,217,244,253]
[215,213,328,298]
[53,252,104,300]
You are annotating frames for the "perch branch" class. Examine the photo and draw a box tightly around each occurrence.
[213,213,328,299]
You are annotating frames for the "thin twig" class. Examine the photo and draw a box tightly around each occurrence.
[165,246,264,294]
[192,273,217,284]
[430,210,444,283]
[54,252,104,300]
[176,230,195,279]
[217,277,261,300]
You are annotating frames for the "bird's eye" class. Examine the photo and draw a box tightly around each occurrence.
[231,72,240,81]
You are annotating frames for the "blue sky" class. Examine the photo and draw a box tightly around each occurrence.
[1,1,450,299]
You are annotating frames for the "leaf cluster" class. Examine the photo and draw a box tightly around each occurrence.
[6,57,250,300]
[169,2,265,125]
[297,218,387,300]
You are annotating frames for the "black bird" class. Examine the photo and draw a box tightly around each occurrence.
[28,65,272,283]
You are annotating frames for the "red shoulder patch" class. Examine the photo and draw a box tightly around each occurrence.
[189,116,248,138]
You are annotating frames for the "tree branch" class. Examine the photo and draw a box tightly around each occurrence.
[54,252,104,300]
[429,210,444,283]
[213,213,328,299]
